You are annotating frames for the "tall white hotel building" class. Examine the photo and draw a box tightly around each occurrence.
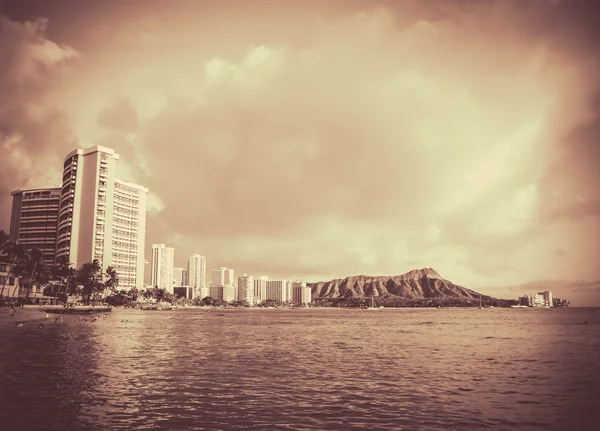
[189,254,207,299]
[56,146,148,290]
[151,244,175,293]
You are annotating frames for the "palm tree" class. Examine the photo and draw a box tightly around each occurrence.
[17,248,52,301]
[53,255,76,300]
[0,235,26,299]
[76,260,104,305]
[103,266,119,299]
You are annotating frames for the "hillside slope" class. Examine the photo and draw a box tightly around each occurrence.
[307,268,488,299]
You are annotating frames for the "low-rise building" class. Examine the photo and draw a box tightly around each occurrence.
[0,261,19,298]
[174,286,194,300]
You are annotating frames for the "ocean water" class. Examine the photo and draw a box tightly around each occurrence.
[1,307,599,431]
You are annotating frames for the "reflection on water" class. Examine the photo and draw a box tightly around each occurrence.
[1,308,600,430]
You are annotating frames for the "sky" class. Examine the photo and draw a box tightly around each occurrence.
[1,0,599,304]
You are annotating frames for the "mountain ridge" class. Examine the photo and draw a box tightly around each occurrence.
[307,268,490,300]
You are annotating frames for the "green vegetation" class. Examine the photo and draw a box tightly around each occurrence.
[311,296,519,308]
[1,230,125,306]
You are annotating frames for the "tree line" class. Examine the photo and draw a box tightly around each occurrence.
[1,230,118,305]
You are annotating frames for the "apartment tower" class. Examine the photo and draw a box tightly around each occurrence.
[290,281,312,305]
[9,187,61,263]
[253,276,268,305]
[237,274,254,304]
[189,254,207,299]
[151,244,175,293]
[210,267,234,301]
[265,280,290,302]
[56,146,147,289]
[173,267,184,286]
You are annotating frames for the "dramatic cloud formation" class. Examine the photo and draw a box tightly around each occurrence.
[0,15,78,198]
[1,0,599,300]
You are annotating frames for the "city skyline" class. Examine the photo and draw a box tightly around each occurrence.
[1,1,599,306]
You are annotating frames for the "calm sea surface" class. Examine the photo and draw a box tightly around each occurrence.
[1,307,600,431]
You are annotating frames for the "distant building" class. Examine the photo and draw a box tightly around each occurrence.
[189,254,206,299]
[237,274,254,304]
[254,276,268,304]
[181,268,189,286]
[56,146,147,290]
[530,291,553,307]
[518,295,531,306]
[151,244,175,293]
[223,285,235,302]
[9,187,61,263]
[0,260,18,298]
[211,267,234,300]
[173,267,184,287]
[265,280,290,302]
[290,281,312,305]
[210,285,224,301]
[174,286,194,300]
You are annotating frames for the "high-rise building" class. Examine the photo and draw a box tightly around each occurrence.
[182,268,189,286]
[211,267,234,301]
[265,280,289,302]
[173,267,184,286]
[237,274,254,304]
[9,187,61,263]
[254,276,268,304]
[56,146,147,289]
[189,254,207,299]
[541,291,553,307]
[290,281,312,305]
[111,179,147,290]
[151,244,175,293]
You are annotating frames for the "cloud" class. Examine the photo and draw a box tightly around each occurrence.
[97,97,139,133]
[91,2,599,286]
[1,1,599,296]
[0,16,79,228]
[547,198,600,222]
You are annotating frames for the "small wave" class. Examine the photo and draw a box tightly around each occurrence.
[516,400,541,405]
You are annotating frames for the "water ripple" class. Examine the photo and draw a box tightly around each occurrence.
[1,308,600,430]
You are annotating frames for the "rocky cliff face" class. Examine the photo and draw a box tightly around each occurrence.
[308,268,484,299]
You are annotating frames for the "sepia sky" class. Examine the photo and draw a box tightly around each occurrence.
[1,0,599,304]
